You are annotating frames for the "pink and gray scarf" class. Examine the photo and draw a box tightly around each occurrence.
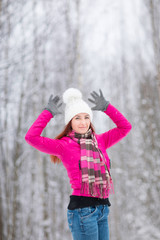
[68,129,113,198]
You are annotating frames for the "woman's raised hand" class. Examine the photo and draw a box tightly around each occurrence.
[88,89,109,111]
[44,95,62,116]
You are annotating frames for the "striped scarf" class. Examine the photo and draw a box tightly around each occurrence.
[68,129,113,198]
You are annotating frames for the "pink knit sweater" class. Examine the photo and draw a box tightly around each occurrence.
[25,104,132,198]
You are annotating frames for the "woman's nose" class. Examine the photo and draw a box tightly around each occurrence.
[80,119,86,125]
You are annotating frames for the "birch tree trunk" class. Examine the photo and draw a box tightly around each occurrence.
[149,0,160,103]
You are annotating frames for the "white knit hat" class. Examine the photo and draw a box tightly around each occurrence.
[63,88,93,125]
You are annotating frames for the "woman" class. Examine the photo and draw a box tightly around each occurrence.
[25,88,132,240]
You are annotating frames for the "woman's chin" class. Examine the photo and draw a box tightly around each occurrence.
[77,128,88,134]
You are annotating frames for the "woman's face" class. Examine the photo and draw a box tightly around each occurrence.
[71,113,91,134]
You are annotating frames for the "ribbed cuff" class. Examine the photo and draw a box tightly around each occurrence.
[43,108,54,117]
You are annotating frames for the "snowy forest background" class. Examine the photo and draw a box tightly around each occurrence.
[0,0,160,239]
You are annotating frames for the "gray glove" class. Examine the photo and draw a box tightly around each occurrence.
[88,89,109,111]
[44,95,62,116]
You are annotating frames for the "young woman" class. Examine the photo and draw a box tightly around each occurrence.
[25,88,132,240]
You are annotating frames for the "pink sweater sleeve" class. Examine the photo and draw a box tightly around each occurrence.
[25,110,63,156]
[100,104,132,149]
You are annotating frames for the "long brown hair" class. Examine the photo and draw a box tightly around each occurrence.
[50,121,95,164]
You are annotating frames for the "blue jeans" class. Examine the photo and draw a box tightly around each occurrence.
[67,205,110,240]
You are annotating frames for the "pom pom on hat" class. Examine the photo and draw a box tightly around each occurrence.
[63,88,82,104]
[63,88,93,124]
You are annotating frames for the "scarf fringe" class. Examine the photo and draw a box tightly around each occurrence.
[81,180,114,198]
